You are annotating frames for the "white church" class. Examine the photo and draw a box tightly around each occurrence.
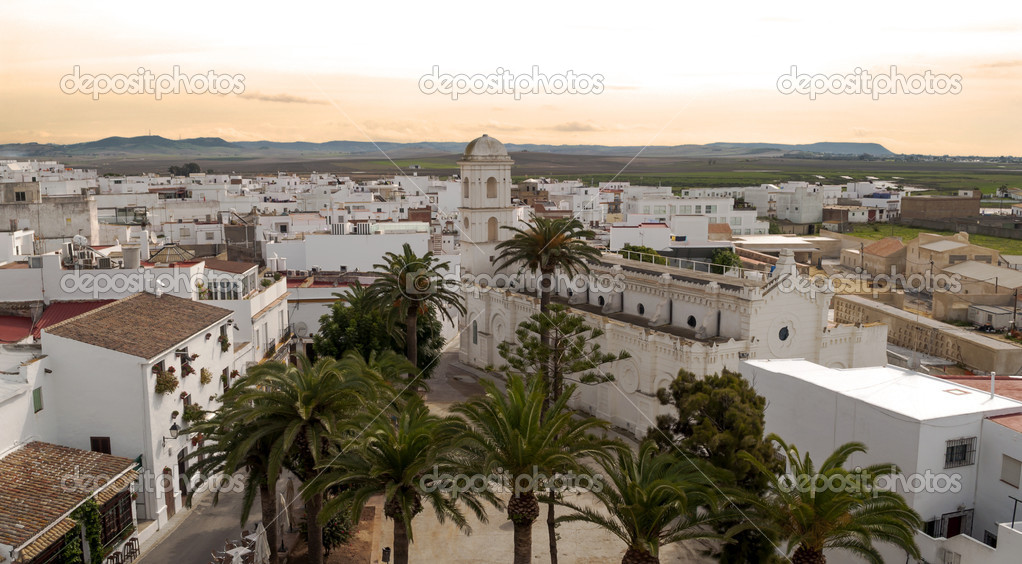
[455,134,889,436]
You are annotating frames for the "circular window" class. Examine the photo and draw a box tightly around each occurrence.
[638,303,645,315]
[778,326,790,341]
[598,296,605,306]
[687,315,697,328]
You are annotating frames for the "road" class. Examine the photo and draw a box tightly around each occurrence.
[138,489,260,564]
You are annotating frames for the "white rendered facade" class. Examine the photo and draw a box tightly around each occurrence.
[460,250,888,436]
[457,135,519,277]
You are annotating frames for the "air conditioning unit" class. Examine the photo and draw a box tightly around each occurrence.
[98,257,112,269]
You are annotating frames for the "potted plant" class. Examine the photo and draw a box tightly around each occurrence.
[167,366,177,374]
[179,391,189,400]
[171,410,179,419]
[181,364,195,377]
[230,369,240,379]
[155,372,178,395]
[200,367,212,385]
[189,353,199,361]
[217,334,230,353]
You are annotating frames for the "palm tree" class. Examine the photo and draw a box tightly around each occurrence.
[557,440,733,564]
[452,375,615,564]
[367,243,466,370]
[742,435,922,564]
[493,214,601,315]
[312,396,492,564]
[187,396,282,564]
[493,214,601,564]
[230,353,393,564]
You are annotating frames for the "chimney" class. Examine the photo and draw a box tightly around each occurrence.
[991,371,997,400]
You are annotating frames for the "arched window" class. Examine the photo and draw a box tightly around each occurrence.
[486,177,497,199]
[487,217,498,242]
[463,179,470,200]
[637,303,645,315]
[472,320,478,345]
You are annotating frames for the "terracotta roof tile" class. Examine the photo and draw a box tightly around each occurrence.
[31,300,115,339]
[863,237,905,257]
[45,293,231,359]
[0,442,136,552]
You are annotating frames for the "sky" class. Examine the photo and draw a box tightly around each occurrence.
[1,0,1021,155]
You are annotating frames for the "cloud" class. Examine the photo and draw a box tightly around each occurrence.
[241,91,327,104]
[549,121,603,132]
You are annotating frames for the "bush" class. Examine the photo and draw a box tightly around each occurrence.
[182,404,205,424]
[154,370,179,395]
[299,512,353,557]
[200,367,213,385]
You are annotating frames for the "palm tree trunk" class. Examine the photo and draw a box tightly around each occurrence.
[305,491,324,564]
[791,545,827,564]
[405,306,418,371]
[513,520,533,564]
[546,490,558,564]
[622,547,659,564]
[393,516,410,564]
[509,492,539,564]
[259,481,281,564]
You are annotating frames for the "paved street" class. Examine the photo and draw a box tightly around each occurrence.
[138,489,260,564]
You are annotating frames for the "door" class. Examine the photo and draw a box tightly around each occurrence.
[163,467,176,519]
[177,449,189,504]
[946,516,962,538]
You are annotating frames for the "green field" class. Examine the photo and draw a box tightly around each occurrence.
[848,224,1022,255]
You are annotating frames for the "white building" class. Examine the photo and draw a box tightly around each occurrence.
[457,135,519,277]
[460,249,888,436]
[741,359,1022,564]
[39,293,249,529]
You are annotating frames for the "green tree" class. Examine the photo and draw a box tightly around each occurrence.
[230,353,401,564]
[494,214,601,315]
[453,376,614,564]
[499,303,630,406]
[313,396,492,564]
[743,436,922,564]
[367,243,465,369]
[619,244,667,265]
[492,214,602,564]
[648,369,781,563]
[314,283,447,377]
[187,398,282,564]
[497,303,630,560]
[557,440,734,564]
[710,248,743,274]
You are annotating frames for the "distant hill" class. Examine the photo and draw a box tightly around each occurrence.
[0,135,895,159]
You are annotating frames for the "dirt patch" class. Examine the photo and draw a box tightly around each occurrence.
[286,507,376,564]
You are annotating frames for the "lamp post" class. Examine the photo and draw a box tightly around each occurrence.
[162,423,180,446]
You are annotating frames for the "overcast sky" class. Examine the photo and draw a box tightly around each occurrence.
[2,0,1020,155]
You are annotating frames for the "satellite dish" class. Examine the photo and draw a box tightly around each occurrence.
[72,234,89,246]
[294,322,309,337]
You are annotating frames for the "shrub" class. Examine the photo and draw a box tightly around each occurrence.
[200,367,212,385]
[154,370,179,395]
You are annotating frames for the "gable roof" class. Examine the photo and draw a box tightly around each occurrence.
[863,237,905,257]
[45,293,231,359]
[0,442,136,553]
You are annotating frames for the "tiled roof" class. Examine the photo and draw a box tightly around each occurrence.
[202,258,258,275]
[0,316,32,343]
[31,300,115,339]
[989,413,1022,433]
[863,237,905,258]
[45,293,232,359]
[0,442,137,552]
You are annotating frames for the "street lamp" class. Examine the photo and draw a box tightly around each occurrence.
[162,423,180,446]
